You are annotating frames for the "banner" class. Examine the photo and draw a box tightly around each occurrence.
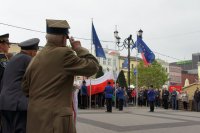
[85,72,114,95]
[169,86,182,93]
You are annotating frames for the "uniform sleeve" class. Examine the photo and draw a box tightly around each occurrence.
[22,72,30,97]
[63,47,99,77]
[21,56,32,97]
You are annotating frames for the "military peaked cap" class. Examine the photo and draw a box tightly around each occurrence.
[18,38,40,50]
[46,19,70,35]
[0,33,10,44]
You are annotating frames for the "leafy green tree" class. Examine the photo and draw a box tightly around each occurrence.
[130,60,168,88]
[117,70,128,88]
[95,66,104,78]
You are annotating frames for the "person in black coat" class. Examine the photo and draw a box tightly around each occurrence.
[162,88,169,109]
[194,87,200,112]
[0,38,39,133]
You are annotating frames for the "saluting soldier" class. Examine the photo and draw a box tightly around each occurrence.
[22,19,99,133]
[0,38,39,133]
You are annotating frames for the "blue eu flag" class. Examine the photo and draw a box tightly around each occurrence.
[92,22,106,58]
[122,57,128,68]
[132,36,155,64]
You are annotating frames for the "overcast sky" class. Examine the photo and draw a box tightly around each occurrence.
[0,0,200,63]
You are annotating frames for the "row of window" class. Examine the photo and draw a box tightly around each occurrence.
[98,57,117,66]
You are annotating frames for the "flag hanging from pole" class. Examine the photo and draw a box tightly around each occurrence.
[122,57,128,68]
[132,36,155,65]
[92,22,106,58]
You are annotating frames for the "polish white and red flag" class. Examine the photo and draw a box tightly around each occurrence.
[85,72,115,95]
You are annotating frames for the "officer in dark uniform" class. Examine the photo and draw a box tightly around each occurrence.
[104,81,113,112]
[162,87,169,109]
[0,38,39,133]
[0,34,10,91]
[0,33,11,133]
[147,85,156,112]
[80,80,88,109]
[117,86,124,111]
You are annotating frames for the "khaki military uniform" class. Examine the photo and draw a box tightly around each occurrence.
[22,43,99,133]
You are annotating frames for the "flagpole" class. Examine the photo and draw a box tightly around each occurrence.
[89,18,93,110]
[136,40,138,107]
[114,25,118,108]
[135,29,143,107]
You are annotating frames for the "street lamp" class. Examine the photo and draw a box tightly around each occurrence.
[138,29,143,38]
[114,29,134,89]
[135,29,143,107]
[114,28,143,107]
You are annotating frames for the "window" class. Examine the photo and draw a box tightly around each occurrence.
[113,59,116,66]
[103,58,106,65]
[108,58,111,66]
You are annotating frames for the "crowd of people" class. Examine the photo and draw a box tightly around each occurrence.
[78,82,200,112]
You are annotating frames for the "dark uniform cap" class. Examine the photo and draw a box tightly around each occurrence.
[0,33,10,44]
[18,38,40,50]
[46,19,70,35]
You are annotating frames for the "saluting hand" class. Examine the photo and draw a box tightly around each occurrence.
[69,37,81,50]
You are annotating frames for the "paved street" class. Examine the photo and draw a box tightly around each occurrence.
[77,107,200,133]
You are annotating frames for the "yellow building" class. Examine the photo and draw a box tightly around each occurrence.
[119,56,141,84]
[9,43,20,54]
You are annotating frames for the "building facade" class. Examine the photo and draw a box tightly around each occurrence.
[9,44,20,55]
[97,48,120,79]
[198,62,200,81]
[169,65,182,86]
[157,59,170,87]
[192,53,200,69]
[119,55,141,83]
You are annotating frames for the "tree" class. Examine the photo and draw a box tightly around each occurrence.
[130,60,168,88]
[117,70,128,88]
[95,66,104,78]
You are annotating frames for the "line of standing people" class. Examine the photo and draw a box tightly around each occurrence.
[0,34,39,133]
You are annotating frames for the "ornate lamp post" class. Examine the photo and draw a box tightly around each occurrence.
[114,28,143,107]
[135,29,143,106]
[114,29,134,89]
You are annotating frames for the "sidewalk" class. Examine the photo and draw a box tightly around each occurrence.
[77,107,200,133]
